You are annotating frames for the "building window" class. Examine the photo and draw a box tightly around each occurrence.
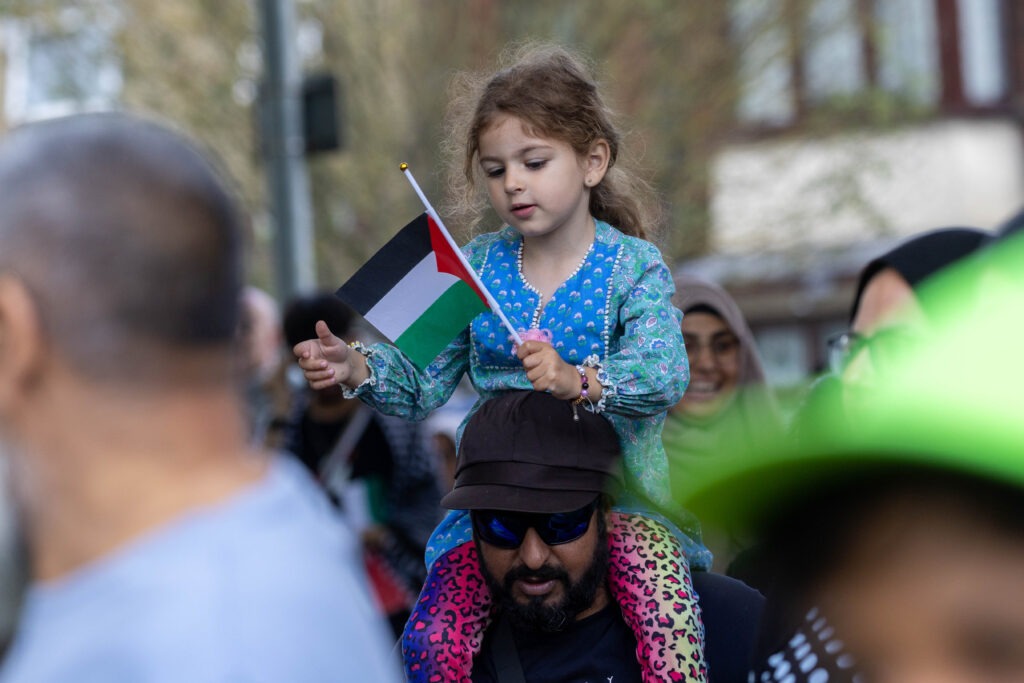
[732,0,796,126]
[873,0,941,106]
[957,0,1006,106]
[803,0,866,103]
[731,0,1009,127]
[3,8,122,123]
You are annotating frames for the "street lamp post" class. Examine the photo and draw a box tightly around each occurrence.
[258,0,315,303]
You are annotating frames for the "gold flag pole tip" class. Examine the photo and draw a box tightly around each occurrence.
[399,162,409,171]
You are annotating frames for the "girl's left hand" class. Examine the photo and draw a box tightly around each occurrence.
[517,341,580,400]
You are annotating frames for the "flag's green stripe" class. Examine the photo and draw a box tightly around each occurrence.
[361,254,449,342]
[394,282,488,368]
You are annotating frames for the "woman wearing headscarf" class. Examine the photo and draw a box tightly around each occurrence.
[792,226,991,448]
[665,274,782,572]
[828,226,989,379]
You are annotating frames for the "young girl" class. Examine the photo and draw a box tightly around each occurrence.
[296,44,709,683]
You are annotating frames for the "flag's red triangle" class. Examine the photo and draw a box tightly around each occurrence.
[427,215,488,304]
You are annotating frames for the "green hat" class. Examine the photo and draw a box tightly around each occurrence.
[675,233,1024,535]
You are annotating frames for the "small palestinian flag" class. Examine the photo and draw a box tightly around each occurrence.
[337,213,489,368]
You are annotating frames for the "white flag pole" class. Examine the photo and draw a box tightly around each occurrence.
[400,163,523,346]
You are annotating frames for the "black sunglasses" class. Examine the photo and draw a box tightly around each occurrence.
[471,499,599,550]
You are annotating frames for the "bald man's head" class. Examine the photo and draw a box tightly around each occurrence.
[0,113,245,384]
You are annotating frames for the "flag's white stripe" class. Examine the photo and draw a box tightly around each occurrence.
[364,253,458,341]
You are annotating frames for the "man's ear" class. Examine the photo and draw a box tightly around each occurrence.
[583,139,611,188]
[0,276,44,410]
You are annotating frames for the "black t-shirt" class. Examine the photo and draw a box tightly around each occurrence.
[470,572,764,683]
[288,408,394,480]
[471,604,642,683]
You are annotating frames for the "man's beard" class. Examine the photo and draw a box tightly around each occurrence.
[479,514,609,633]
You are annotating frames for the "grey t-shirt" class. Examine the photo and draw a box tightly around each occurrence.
[0,455,401,683]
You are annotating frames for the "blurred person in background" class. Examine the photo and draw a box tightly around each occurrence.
[282,291,444,637]
[793,226,990,450]
[423,380,478,494]
[237,285,292,450]
[779,227,992,594]
[678,224,1024,683]
[826,227,988,384]
[0,113,399,682]
[281,291,358,475]
[665,274,781,573]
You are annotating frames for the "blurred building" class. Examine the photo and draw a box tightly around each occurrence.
[680,0,1024,385]
[0,6,122,126]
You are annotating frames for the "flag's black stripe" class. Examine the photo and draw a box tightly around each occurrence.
[336,213,433,314]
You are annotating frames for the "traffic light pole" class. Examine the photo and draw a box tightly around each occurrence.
[258,0,315,303]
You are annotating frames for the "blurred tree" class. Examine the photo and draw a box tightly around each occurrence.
[581,0,737,259]
[0,0,918,288]
[0,0,268,282]
[301,0,439,286]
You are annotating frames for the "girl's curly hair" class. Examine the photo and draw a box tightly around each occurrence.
[441,42,660,241]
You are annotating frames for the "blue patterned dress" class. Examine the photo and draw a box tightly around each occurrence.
[346,220,710,569]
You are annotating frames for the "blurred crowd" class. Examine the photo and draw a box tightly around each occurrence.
[232,209,1024,683]
[239,287,468,639]
[0,102,1020,683]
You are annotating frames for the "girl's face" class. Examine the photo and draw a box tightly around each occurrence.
[477,114,608,242]
[674,312,741,419]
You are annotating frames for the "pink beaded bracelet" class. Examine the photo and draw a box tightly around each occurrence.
[573,364,589,404]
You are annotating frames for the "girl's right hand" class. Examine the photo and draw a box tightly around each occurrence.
[293,320,368,390]
[517,340,582,400]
